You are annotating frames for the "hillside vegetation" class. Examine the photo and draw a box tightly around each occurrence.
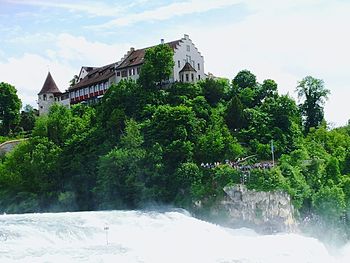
[1,44,350,241]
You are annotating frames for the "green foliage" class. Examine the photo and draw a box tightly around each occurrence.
[195,112,243,162]
[0,82,22,135]
[95,119,146,209]
[246,168,288,192]
[138,44,174,89]
[19,105,37,132]
[296,76,330,133]
[0,51,349,241]
[200,78,227,106]
[312,185,346,222]
[232,70,257,91]
[225,95,246,131]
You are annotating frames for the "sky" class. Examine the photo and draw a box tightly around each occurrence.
[0,0,349,126]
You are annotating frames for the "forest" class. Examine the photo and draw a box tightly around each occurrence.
[1,44,350,241]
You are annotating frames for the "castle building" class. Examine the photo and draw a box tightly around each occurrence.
[38,34,205,114]
[37,72,70,115]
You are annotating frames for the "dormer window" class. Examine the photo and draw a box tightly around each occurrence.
[186,45,190,52]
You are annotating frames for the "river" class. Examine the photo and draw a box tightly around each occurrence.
[0,210,349,262]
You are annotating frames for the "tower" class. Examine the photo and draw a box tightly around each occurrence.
[179,62,197,83]
[37,72,62,115]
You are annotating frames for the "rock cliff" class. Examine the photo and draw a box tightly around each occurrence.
[211,184,296,233]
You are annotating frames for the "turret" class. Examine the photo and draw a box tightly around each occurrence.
[179,62,197,83]
[37,72,62,115]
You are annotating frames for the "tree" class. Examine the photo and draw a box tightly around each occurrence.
[200,78,228,106]
[138,44,174,89]
[69,75,79,87]
[312,185,346,223]
[0,82,22,135]
[255,79,278,103]
[225,95,246,131]
[19,105,37,132]
[296,76,330,133]
[95,119,146,208]
[232,70,257,92]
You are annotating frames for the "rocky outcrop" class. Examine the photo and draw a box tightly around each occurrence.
[213,184,296,233]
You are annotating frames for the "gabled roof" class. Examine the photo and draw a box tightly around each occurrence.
[69,63,115,90]
[117,39,183,70]
[38,72,62,95]
[179,62,197,73]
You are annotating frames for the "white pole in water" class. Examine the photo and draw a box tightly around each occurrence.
[271,140,275,167]
[104,225,109,245]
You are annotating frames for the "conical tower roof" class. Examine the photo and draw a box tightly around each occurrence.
[38,72,62,95]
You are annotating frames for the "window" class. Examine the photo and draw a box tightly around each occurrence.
[198,75,201,80]
[129,69,132,76]
[117,71,120,77]
[178,60,181,68]
[70,92,74,99]
[137,67,141,74]
[104,82,108,90]
[186,45,190,52]
[186,74,189,82]
[100,83,103,91]
[85,88,88,95]
[192,60,195,67]
[198,63,200,70]
[186,55,191,62]
[43,94,47,101]
[90,86,94,93]
[121,70,127,77]
[76,91,79,97]
[191,73,194,81]
[181,74,184,82]
[132,68,135,75]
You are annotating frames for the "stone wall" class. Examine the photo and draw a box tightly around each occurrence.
[0,139,26,156]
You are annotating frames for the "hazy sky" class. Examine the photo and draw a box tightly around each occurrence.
[0,0,349,126]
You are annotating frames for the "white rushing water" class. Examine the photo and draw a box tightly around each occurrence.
[0,210,349,263]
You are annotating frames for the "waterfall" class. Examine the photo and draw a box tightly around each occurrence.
[0,210,349,262]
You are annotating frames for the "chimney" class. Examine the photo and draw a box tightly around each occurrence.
[130,47,135,52]
[161,39,164,44]
[184,34,189,39]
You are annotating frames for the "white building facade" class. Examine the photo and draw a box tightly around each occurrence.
[39,34,206,112]
[172,34,205,82]
[115,34,205,84]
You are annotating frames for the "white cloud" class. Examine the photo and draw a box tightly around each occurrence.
[0,53,75,107]
[52,33,131,66]
[5,0,124,17]
[0,33,132,108]
[91,0,240,28]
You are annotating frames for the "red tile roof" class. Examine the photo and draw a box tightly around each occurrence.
[69,63,115,91]
[38,72,62,95]
[117,39,182,70]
